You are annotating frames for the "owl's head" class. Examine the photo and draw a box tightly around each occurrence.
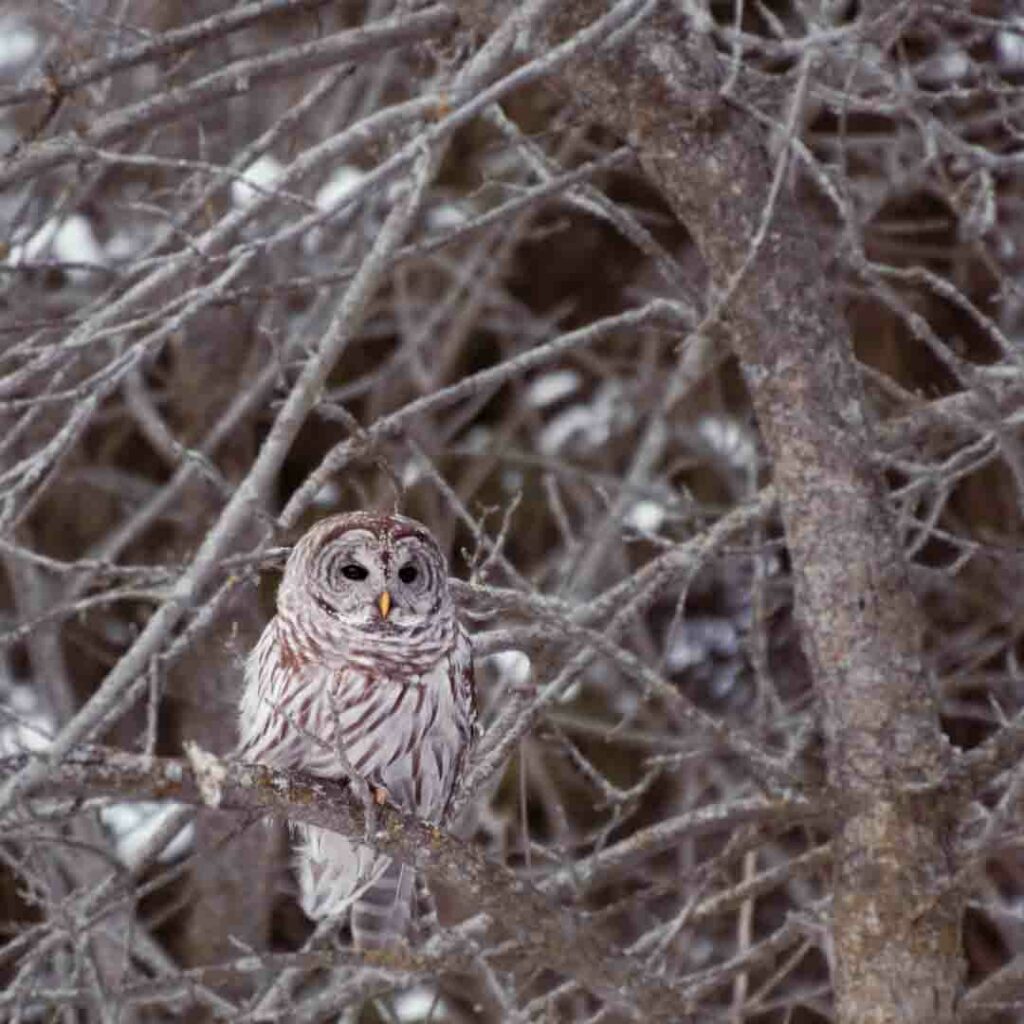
[278,511,455,642]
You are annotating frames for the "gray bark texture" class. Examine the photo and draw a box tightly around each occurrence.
[451,3,961,1021]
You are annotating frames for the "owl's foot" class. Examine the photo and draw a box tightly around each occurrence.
[357,780,388,842]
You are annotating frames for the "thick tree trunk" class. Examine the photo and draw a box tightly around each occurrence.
[451,4,964,1020]
[166,310,278,976]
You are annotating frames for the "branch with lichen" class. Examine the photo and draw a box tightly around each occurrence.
[0,747,816,1020]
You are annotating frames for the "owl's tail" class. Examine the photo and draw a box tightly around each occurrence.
[350,859,415,950]
[298,828,415,948]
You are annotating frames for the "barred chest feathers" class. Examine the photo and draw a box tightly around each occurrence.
[242,617,474,821]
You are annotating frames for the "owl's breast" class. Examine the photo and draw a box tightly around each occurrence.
[298,641,472,822]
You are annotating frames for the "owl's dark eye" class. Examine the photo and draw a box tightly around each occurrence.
[341,563,369,581]
[398,563,418,584]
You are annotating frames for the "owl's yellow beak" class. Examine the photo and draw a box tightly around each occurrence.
[377,591,392,619]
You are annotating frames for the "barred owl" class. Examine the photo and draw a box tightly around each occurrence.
[237,512,476,948]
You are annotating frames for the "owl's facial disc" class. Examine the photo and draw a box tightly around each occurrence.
[301,524,448,634]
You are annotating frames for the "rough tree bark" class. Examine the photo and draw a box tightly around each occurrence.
[450,4,963,1022]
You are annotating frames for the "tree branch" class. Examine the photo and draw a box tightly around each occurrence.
[0,748,754,1021]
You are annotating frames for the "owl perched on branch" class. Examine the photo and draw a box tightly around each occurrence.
[237,512,477,948]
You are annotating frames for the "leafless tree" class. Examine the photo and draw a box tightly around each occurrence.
[1,0,1023,1021]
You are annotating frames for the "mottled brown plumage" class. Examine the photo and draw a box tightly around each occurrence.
[237,512,476,947]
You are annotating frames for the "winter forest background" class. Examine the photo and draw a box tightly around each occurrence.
[2,0,1024,1021]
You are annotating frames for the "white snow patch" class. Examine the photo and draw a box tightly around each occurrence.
[479,146,520,179]
[100,802,193,865]
[8,214,105,267]
[315,165,366,212]
[527,370,581,408]
[917,46,970,86]
[539,383,620,455]
[105,229,138,262]
[402,460,423,488]
[462,425,491,452]
[305,166,370,252]
[501,468,523,493]
[100,618,133,645]
[710,661,741,699]
[488,650,532,688]
[998,20,1024,69]
[312,480,341,510]
[0,684,53,755]
[666,617,740,672]
[697,415,755,473]
[0,19,37,68]
[427,201,469,232]
[231,154,284,209]
[626,500,665,533]
[539,406,595,453]
[393,985,445,1021]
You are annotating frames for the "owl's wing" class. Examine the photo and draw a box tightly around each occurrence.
[436,625,478,823]
[237,617,299,769]
[452,624,478,746]
[236,617,352,774]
